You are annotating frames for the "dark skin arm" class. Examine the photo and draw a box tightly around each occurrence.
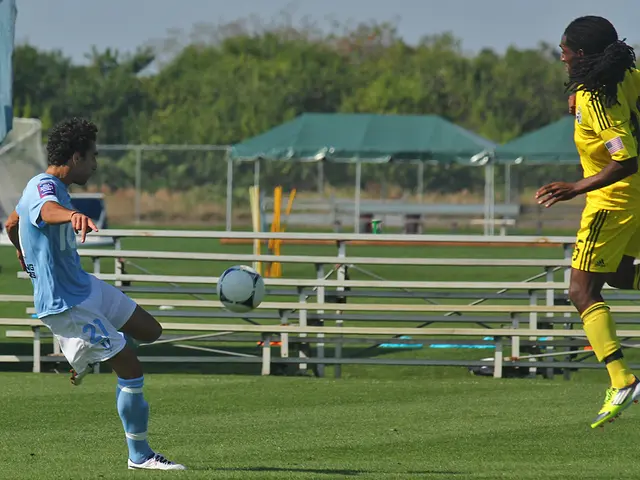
[40,202,98,243]
[5,210,20,249]
[535,157,638,207]
[4,210,26,271]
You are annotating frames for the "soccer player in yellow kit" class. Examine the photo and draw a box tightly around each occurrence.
[536,15,640,428]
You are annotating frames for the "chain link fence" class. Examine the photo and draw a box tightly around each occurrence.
[71,145,231,225]
[67,143,577,230]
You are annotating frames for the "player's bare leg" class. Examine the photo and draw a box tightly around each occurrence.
[605,255,638,290]
[568,268,607,315]
[118,305,163,344]
[569,268,640,428]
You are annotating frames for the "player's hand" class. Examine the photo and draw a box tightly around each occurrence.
[568,94,576,115]
[70,212,98,243]
[16,250,26,272]
[535,182,578,207]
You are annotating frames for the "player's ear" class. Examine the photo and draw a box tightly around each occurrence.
[70,152,81,165]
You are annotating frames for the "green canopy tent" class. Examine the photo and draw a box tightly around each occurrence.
[470,116,579,230]
[227,113,496,232]
[492,115,579,165]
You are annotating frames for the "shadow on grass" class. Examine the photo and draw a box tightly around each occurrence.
[199,466,465,476]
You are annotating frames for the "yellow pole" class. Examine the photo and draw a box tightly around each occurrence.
[268,186,282,252]
[266,186,281,277]
[274,188,296,277]
[249,186,261,275]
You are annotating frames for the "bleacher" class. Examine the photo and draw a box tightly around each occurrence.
[261,197,521,234]
[3,230,640,380]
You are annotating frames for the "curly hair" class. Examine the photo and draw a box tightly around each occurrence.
[46,117,98,166]
[563,16,636,108]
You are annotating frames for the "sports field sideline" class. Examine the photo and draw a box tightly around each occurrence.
[3,225,640,479]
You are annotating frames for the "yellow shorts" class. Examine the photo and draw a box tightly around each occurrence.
[572,204,640,273]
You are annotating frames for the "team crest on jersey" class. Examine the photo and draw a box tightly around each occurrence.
[37,181,56,198]
[576,106,582,124]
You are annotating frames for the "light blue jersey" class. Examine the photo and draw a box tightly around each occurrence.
[16,173,91,318]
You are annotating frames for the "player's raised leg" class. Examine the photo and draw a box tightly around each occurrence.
[118,304,162,344]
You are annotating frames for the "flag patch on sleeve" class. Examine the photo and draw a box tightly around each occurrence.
[605,137,625,155]
[37,181,56,198]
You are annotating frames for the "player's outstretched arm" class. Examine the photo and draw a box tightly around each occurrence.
[40,201,81,225]
[40,202,98,243]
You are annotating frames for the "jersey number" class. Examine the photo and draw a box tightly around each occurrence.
[83,318,112,349]
[59,224,77,252]
[572,239,584,262]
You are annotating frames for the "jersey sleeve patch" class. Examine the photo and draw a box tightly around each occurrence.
[605,137,625,155]
[37,181,56,198]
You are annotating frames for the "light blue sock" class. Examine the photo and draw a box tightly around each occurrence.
[116,376,155,464]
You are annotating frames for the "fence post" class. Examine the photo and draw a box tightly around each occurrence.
[135,147,142,225]
[317,161,324,196]
[417,161,424,203]
[226,157,233,231]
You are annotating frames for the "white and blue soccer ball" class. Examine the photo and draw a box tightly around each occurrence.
[217,265,265,313]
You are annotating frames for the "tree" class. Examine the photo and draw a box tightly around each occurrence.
[12,18,574,194]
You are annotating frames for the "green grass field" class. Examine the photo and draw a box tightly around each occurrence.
[2,372,640,479]
[3,225,640,478]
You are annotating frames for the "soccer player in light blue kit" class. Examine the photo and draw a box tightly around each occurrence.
[3,118,186,471]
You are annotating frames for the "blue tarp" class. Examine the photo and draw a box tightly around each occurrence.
[0,0,16,143]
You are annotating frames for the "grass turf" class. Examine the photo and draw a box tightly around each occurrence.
[1,372,640,479]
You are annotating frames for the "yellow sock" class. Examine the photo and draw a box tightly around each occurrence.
[581,302,635,389]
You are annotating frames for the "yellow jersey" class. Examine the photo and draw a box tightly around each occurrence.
[574,68,640,210]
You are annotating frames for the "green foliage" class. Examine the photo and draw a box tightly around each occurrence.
[12,18,574,195]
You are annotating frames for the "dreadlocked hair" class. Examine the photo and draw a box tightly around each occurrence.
[563,16,636,108]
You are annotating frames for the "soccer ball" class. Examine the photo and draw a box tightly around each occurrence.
[217,265,265,313]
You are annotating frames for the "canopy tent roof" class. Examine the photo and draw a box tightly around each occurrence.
[229,113,496,164]
[492,116,579,165]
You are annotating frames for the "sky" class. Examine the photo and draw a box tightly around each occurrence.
[13,0,640,64]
